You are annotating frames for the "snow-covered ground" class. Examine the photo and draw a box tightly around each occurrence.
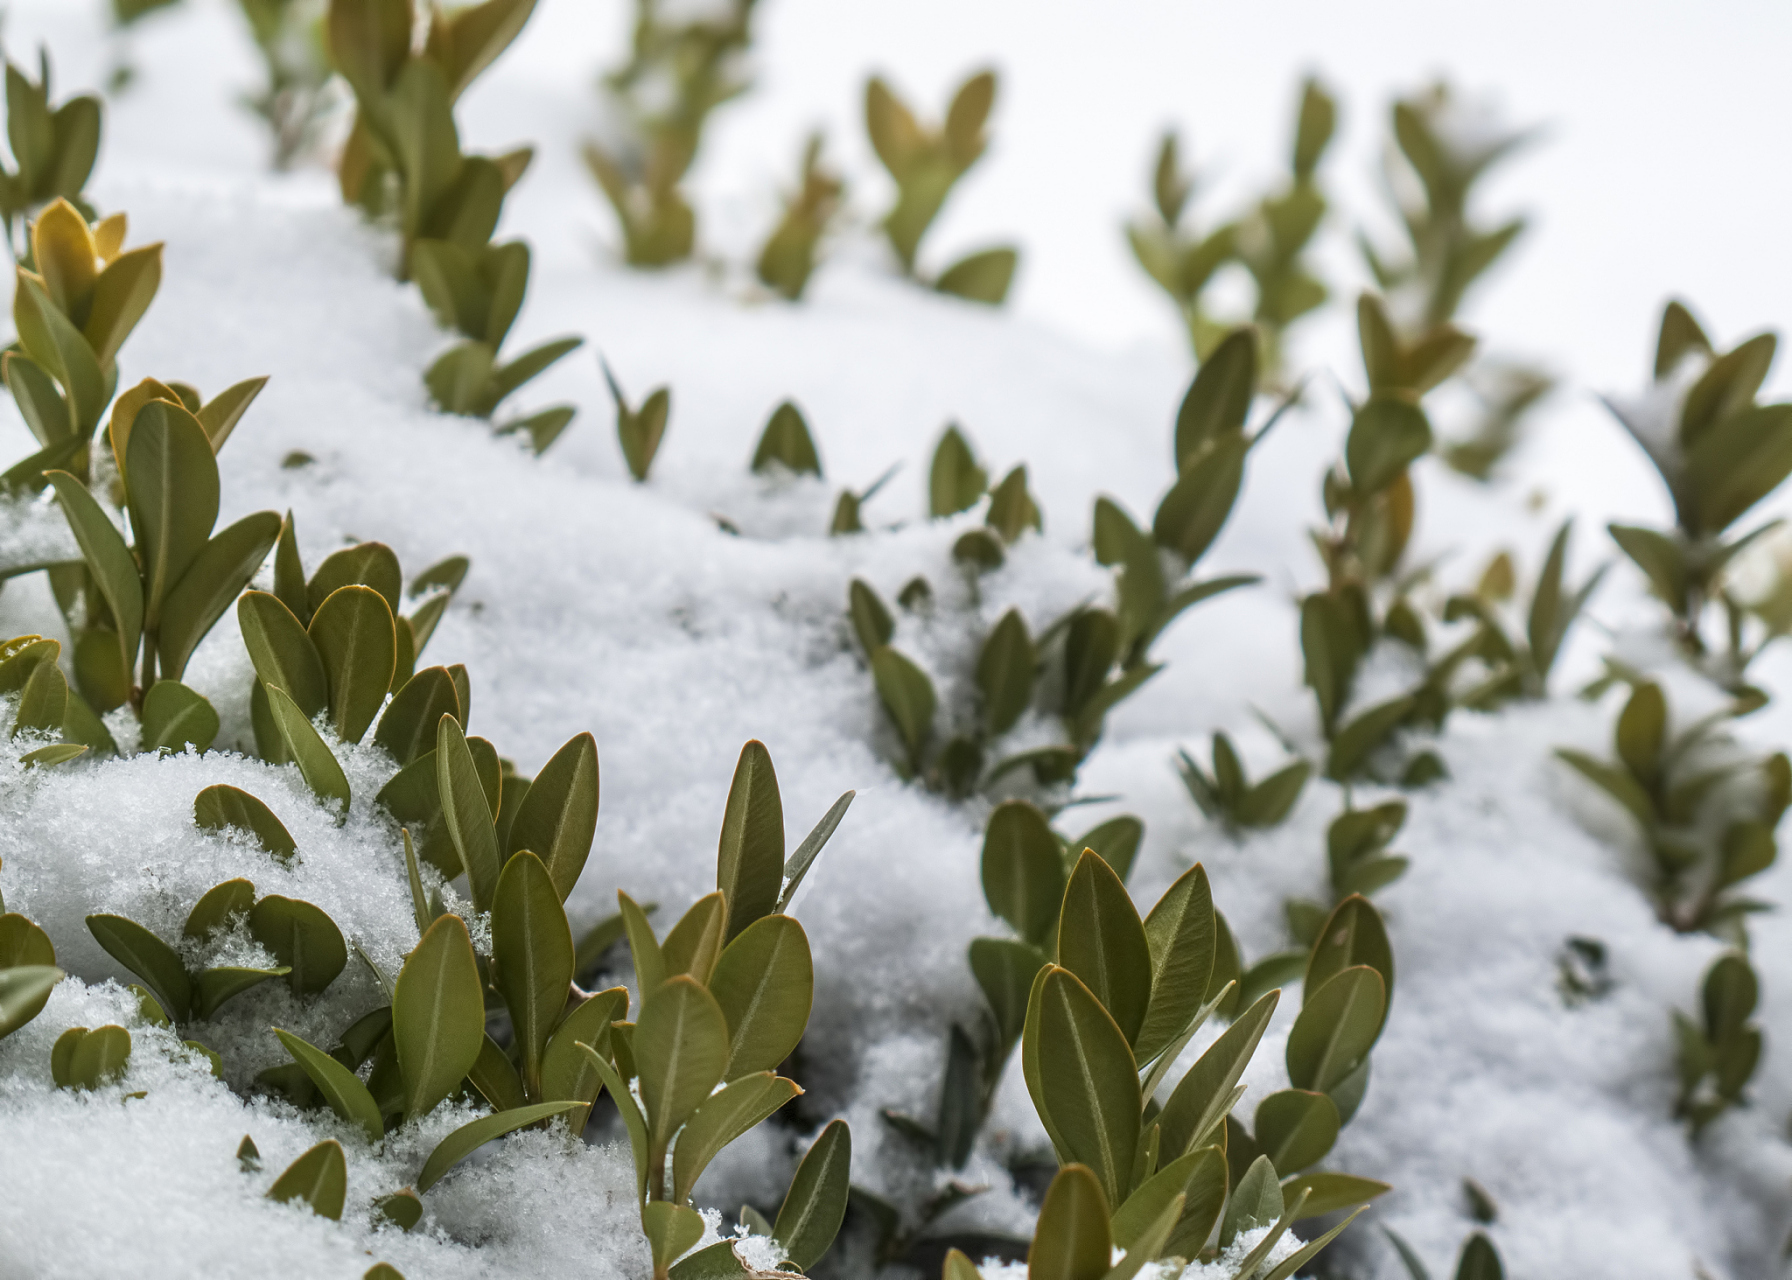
[2,2,1791,1278]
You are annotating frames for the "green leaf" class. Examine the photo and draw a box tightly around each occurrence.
[265,683,351,812]
[715,740,784,941]
[1305,895,1394,1032]
[1220,1153,1283,1247]
[374,1190,423,1233]
[266,1140,346,1220]
[0,912,55,967]
[61,1023,133,1090]
[1286,966,1385,1094]
[4,352,71,448]
[644,1201,706,1276]
[777,789,854,914]
[1073,816,1143,885]
[275,1028,384,1141]
[0,965,62,1040]
[15,274,104,433]
[1324,695,1414,781]
[308,584,397,744]
[709,914,813,1081]
[193,964,288,1019]
[935,247,1017,305]
[156,511,281,680]
[45,471,142,669]
[848,578,893,655]
[1175,327,1256,470]
[309,542,403,616]
[1134,864,1217,1066]
[193,784,297,863]
[871,647,935,772]
[139,679,218,754]
[969,936,1047,1053]
[464,1030,525,1112]
[417,1100,586,1192]
[976,609,1036,736]
[541,987,626,1119]
[1259,1206,1369,1280]
[1555,748,1655,829]
[637,975,732,1148]
[1056,850,1152,1047]
[1616,681,1665,783]
[576,1040,650,1197]
[375,668,462,769]
[982,801,1066,949]
[126,400,219,627]
[1345,395,1430,496]
[672,1070,801,1201]
[1607,523,1687,608]
[1279,1171,1390,1218]
[662,893,727,986]
[506,731,599,901]
[395,913,486,1121]
[438,713,501,912]
[493,851,574,1098]
[193,376,267,452]
[240,590,330,721]
[20,742,86,768]
[249,895,347,997]
[619,890,665,994]
[87,913,190,1021]
[774,1118,852,1270]
[1253,1089,1339,1172]
[929,425,987,517]
[12,656,67,736]
[1155,989,1278,1158]
[1025,966,1140,1206]
[752,400,822,476]
[1027,1164,1112,1280]
[1152,433,1247,566]
[1112,1143,1225,1258]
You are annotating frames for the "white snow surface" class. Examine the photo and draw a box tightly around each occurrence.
[0,3,1791,1279]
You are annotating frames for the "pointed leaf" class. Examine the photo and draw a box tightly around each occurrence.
[87,914,190,1021]
[275,1028,384,1141]
[774,1119,852,1271]
[1025,966,1140,1206]
[395,913,486,1121]
[1027,1164,1111,1280]
[507,731,598,901]
[1056,850,1152,1047]
[266,1140,346,1219]
[493,851,574,1097]
[709,914,813,1080]
[158,512,281,680]
[438,713,500,912]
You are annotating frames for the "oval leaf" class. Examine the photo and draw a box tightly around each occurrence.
[709,913,813,1080]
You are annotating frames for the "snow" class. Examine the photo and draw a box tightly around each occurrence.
[0,2,1790,1279]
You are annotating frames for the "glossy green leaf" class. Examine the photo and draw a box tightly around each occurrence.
[1286,966,1385,1094]
[493,851,574,1098]
[1113,1143,1226,1259]
[309,584,396,744]
[158,511,282,680]
[1155,989,1278,1158]
[982,801,1066,949]
[194,785,297,862]
[709,913,813,1080]
[266,1140,346,1219]
[275,1028,384,1142]
[269,683,354,811]
[1056,850,1152,1047]
[238,591,328,716]
[1305,895,1394,1033]
[1279,1171,1390,1218]
[774,1118,852,1271]
[249,895,348,996]
[672,1071,801,1201]
[929,425,987,517]
[576,1041,650,1198]
[87,913,190,1021]
[1027,1164,1111,1280]
[506,731,599,901]
[0,913,55,968]
[977,609,1036,736]
[0,965,62,1040]
[139,679,219,754]
[661,893,727,986]
[183,879,255,939]
[715,740,785,941]
[437,713,500,912]
[46,471,142,668]
[1175,327,1255,470]
[126,400,219,625]
[417,1100,586,1192]
[1025,966,1140,1206]
[1133,864,1217,1069]
[636,975,731,1144]
[1253,1089,1339,1172]
[376,668,464,769]
[394,913,486,1122]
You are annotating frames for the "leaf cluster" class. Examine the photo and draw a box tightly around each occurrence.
[1127,79,1335,372]
[865,70,1018,304]
[1672,951,1762,1134]
[0,54,100,244]
[585,0,756,268]
[756,135,845,302]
